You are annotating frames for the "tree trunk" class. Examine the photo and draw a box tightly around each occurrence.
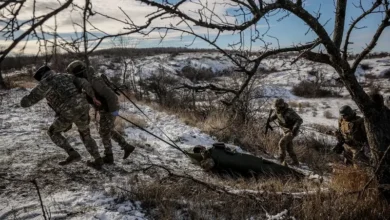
[0,69,6,90]
[340,67,390,202]
[364,108,390,202]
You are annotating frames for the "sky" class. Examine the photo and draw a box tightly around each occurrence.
[0,0,389,55]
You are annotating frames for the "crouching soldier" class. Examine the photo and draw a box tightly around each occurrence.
[334,105,369,168]
[269,98,302,166]
[20,65,104,168]
[66,60,135,164]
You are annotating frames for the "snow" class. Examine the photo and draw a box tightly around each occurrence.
[1,189,146,220]
[0,88,219,219]
[266,209,288,220]
[97,52,235,82]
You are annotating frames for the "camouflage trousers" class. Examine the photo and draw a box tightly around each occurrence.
[278,131,299,164]
[48,97,101,160]
[99,111,130,155]
[343,144,370,168]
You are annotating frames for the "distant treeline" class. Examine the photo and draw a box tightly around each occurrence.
[93,47,219,58]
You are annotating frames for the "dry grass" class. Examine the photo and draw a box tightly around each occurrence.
[112,169,306,219]
[330,165,372,192]
[4,73,36,89]
[110,165,390,220]
[121,93,390,219]
[309,123,337,134]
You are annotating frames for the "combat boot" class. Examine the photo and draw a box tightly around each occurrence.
[276,155,285,164]
[59,149,81,166]
[290,160,300,166]
[103,154,114,164]
[290,156,300,166]
[122,143,135,159]
[86,157,104,169]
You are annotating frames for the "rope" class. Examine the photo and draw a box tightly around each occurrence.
[101,74,184,152]
[118,114,188,156]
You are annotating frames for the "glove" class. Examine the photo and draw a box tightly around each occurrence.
[111,110,119,116]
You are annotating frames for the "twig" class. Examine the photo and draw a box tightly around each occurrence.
[30,179,47,220]
[358,144,390,199]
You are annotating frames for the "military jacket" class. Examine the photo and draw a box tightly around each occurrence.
[338,116,367,146]
[83,67,119,113]
[21,71,95,113]
[271,108,303,130]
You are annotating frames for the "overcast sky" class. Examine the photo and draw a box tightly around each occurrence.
[1,0,389,55]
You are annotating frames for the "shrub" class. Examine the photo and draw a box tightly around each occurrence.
[323,110,335,119]
[258,66,279,74]
[364,73,377,79]
[307,69,318,76]
[292,80,340,98]
[180,65,215,82]
[360,63,372,71]
[380,69,390,78]
[139,68,187,108]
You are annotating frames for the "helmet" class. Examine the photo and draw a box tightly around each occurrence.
[274,98,287,109]
[339,105,354,116]
[34,65,51,81]
[66,60,86,75]
[193,145,206,153]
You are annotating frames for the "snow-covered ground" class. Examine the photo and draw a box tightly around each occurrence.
[1,52,390,219]
[0,88,220,219]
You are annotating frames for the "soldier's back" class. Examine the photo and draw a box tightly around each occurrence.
[277,108,301,129]
[43,72,81,112]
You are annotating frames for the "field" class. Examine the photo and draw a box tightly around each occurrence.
[1,52,390,219]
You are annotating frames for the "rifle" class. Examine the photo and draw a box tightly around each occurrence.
[327,130,345,154]
[264,109,274,134]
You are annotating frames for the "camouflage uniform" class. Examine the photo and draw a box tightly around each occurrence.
[66,61,134,163]
[337,115,369,168]
[270,98,302,166]
[20,70,102,163]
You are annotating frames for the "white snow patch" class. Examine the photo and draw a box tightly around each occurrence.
[266,209,289,220]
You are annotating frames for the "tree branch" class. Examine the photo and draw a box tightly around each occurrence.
[137,0,282,31]
[0,0,74,64]
[301,51,333,66]
[352,7,390,72]
[175,83,238,95]
[333,0,348,49]
[278,1,342,64]
[343,0,382,60]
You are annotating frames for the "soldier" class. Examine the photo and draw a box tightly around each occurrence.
[335,105,369,168]
[66,60,135,164]
[20,65,104,168]
[269,98,302,166]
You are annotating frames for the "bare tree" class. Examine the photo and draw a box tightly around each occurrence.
[0,0,163,89]
[111,35,140,86]
[0,0,73,88]
[136,0,390,200]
